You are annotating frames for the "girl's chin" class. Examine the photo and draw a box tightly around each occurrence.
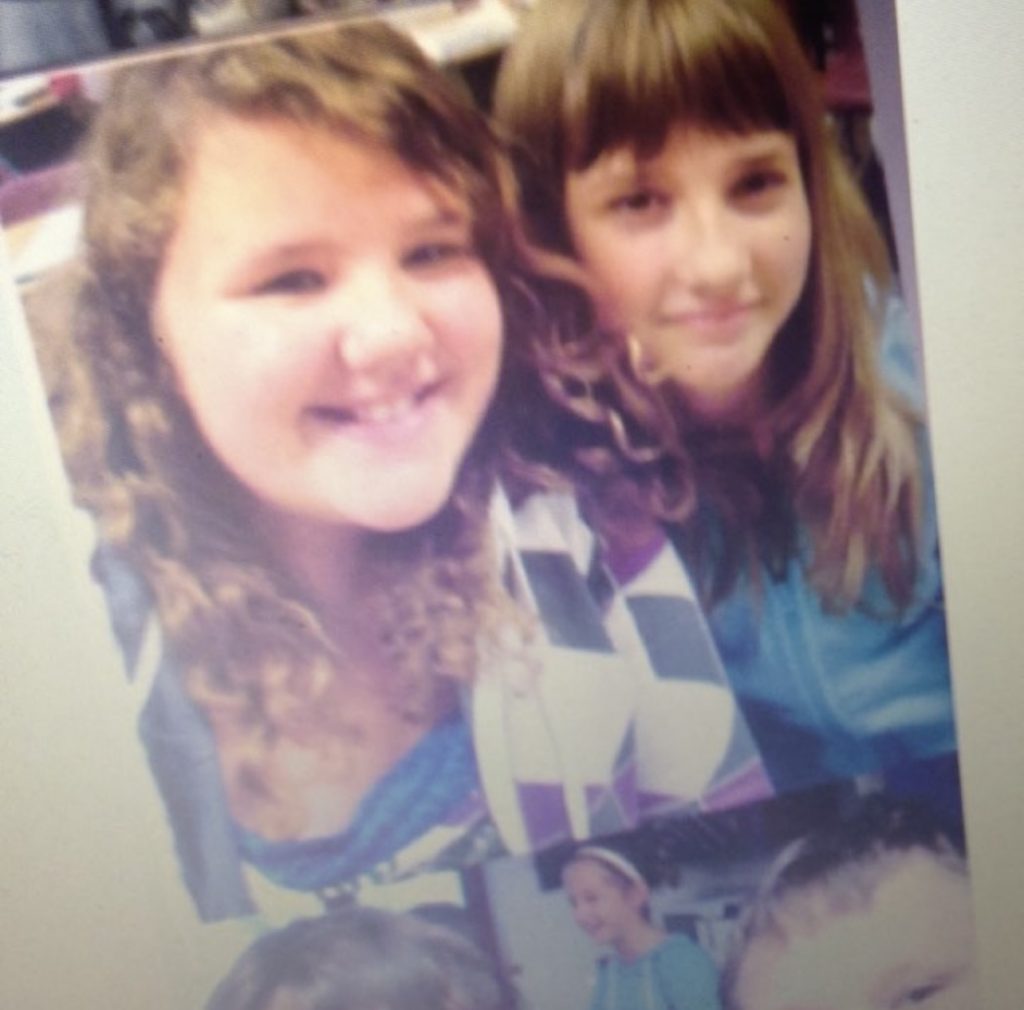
[344,485,459,535]
[261,487,456,545]
[674,373,768,424]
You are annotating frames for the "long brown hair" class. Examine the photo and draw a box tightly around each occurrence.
[41,22,548,838]
[495,0,923,612]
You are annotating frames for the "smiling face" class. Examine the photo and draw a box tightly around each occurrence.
[732,851,979,1010]
[565,126,812,423]
[153,114,503,547]
[563,858,647,950]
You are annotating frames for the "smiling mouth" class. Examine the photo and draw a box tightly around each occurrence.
[660,302,756,331]
[308,380,444,427]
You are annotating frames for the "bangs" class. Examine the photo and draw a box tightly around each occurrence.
[564,0,797,170]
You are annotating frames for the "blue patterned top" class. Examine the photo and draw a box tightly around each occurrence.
[234,713,486,891]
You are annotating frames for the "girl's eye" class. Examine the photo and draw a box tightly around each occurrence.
[609,189,666,219]
[403,241,473,270]
[252,269,325,296]
[732,168,791,205]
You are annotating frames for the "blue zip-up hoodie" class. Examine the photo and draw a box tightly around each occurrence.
[703,296,956,790]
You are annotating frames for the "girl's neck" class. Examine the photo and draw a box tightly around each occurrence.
[257,508,365,631]
[681,386,778,462]
[682,366,771,430]
[613,920,666,961]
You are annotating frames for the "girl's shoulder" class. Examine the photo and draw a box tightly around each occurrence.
[651,933,722,1006]
[653,931,713,965]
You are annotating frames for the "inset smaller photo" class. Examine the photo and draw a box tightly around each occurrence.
[463,753,976,1010]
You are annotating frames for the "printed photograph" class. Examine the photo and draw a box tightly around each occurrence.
[468,754,974,1010]
[0,2,967,1004]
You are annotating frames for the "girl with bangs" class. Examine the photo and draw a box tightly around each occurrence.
[494,0,955,792]
[25,18,764,926]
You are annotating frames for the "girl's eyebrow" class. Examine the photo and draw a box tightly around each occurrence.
[727,153,795,179]
[221,241,331,293]
[725,134,797,165]
[225,239,329,276]
[575,151,648,194]
[223,207,474,289]
[406,205,473,232]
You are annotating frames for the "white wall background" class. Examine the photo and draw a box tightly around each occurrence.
[895,3,1024,1009]
[484,856,596,1010]
[1,1,1023,1006]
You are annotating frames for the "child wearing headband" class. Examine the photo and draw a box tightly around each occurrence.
[563,846,721,1010]
[494,0,955,792]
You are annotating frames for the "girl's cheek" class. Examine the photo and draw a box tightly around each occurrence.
[435,269,500,320]
[231,304,323,365]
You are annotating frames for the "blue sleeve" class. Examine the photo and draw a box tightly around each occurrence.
[655,937,722,1010]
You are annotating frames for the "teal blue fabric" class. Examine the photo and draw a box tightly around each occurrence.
[234,714,483,891]
[704,295,956,790]
[589,934,721,1010]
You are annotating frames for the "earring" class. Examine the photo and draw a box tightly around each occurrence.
[626,334,663,385]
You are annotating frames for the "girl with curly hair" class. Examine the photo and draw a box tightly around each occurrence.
[24,18,765,923]
[494,0,955,791]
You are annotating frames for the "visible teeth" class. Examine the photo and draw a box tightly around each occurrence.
[351,396,418,425]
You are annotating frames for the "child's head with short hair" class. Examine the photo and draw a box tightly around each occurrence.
[206,907,505,1010]
[722,798,978,1010]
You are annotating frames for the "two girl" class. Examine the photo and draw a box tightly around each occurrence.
[28,0,952,934]
[563,846,721,1010]
[28,19,760,923]
[495,0,955,791]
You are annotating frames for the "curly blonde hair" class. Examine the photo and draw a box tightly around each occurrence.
[495,0,924,612]
[40,22,550,839]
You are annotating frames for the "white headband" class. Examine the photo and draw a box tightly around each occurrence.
[571,846,647,889]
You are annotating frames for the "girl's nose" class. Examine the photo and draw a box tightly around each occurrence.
[669,205,748,295]
[331,264,432,372]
